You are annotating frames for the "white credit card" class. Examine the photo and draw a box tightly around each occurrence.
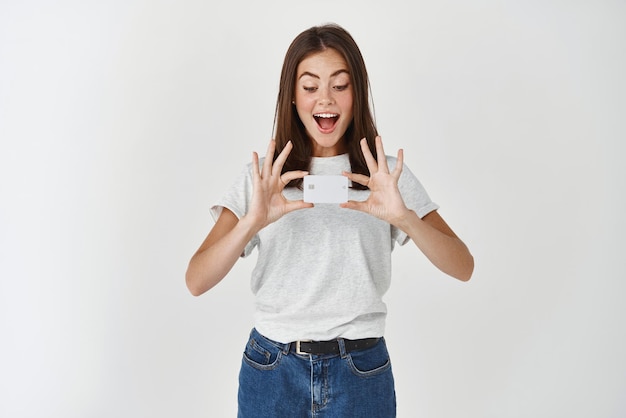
[303,175,348,203]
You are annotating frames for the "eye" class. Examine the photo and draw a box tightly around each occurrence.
[333,84,349,91]
[303,86,318,92]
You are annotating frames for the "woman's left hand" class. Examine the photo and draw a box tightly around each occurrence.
[341,136,411,226]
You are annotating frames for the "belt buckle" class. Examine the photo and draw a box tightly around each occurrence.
[295,340,312,355]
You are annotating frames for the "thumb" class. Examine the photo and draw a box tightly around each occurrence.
[340,200,367,213]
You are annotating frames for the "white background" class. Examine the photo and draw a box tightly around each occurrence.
[1,1,624,417]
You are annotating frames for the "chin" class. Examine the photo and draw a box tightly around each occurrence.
[312,132,341,144]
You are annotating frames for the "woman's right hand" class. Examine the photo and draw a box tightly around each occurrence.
[185,140,311,296]
[245,139,313,230]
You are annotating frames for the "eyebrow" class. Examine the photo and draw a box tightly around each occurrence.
[298,69,349,80]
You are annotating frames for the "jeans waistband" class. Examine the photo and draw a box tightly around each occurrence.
[293,338,379,355]
[250,328,379,356]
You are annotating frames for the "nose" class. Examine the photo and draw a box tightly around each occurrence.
[318,87,334,106]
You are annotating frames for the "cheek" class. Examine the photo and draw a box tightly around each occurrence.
[295,99,316,120]
[340,97,354,120]
[295,106,312,127]
[338,92,353,109]
[297,95,316,108]
[293,94,306,108]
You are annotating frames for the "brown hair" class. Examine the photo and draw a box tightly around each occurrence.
[272,23,378,189]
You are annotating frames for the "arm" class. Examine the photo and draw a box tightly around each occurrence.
[341,136,474,282]
[394,209,473,282]
[185,140,312,296]
[185,208,259,296]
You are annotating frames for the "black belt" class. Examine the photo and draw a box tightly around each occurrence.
[294,338,379,355]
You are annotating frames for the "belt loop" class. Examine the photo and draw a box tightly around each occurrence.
[338,338,348,358]
[283,342,291,355]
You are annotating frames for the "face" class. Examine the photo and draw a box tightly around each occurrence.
[294,48,354,157]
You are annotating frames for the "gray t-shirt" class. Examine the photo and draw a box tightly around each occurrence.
[211,153,438,343]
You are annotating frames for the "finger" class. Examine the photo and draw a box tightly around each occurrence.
[284,200,314,213]
[375,136,390,173]
[360,138,378,173]
[281,170,309,185]
[262,140,276,178]
[340,200,367,213]
[392,148,404,179]
[272,140,293,177]
[251,151,260,178]
[342,171,369,187]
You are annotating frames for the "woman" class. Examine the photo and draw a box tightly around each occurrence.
[186,23,473,417]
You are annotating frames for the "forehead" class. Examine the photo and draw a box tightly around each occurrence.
[297,48,349,77]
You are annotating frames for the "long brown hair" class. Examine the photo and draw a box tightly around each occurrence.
[273,23,378,189]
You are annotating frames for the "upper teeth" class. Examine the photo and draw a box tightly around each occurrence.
[315,113,337,118]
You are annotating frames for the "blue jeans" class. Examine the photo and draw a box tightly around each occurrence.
[237,328,396,417]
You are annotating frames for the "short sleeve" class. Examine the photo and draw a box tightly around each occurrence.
[209,163,259,257]
[389,157,439,247]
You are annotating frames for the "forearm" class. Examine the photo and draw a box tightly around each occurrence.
[185,216,259,296]
[394,210,474,281]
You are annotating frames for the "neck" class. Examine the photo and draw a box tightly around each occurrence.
[311,139,347,157]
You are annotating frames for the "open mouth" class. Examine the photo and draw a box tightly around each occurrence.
[314,113,339,131]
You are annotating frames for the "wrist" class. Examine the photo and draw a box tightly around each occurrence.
[390,208,417,230]
[238,213,264,237]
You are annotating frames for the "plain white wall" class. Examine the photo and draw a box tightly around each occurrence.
[1,0,624,417]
